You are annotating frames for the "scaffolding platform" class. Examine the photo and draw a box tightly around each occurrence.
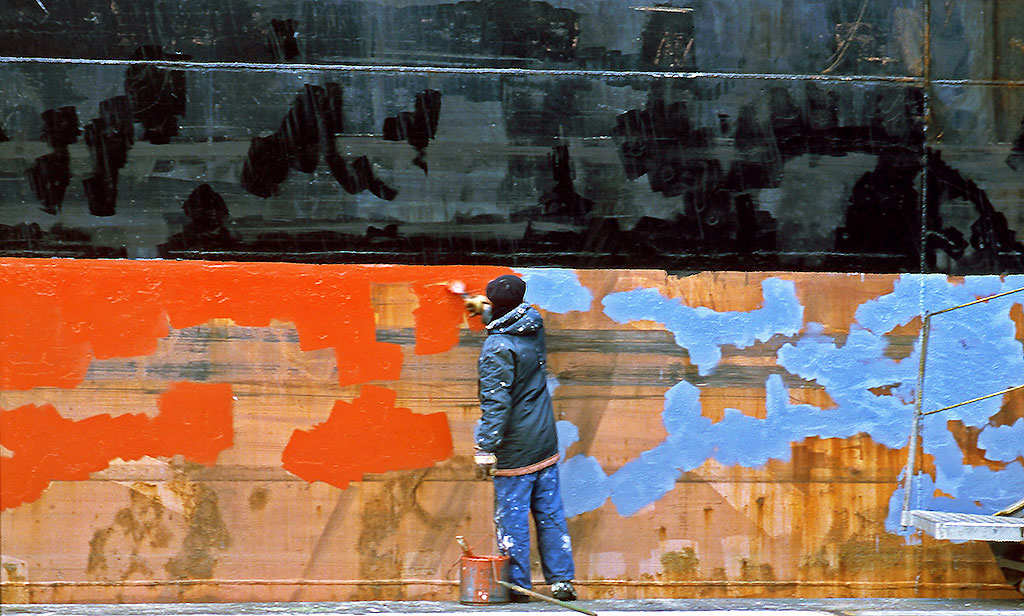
[903,510,1024,542]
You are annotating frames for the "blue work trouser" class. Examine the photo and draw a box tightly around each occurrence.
[492,463,575,591]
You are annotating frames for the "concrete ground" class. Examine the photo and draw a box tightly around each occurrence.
[3,599,1024,616]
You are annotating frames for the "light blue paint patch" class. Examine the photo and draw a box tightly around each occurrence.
[602,278,804,376]
[978,419,1024,463]
[559,455,609,517]
[800,273,1024,526]
[763,373,848,439]
[922,307,1023,423]
[805,322,825,336]
[661,377,713,435]
[710,375,855,466]
[885,481,920,539]
[609,441,683,516]
[648,380,717,474]
[556,420,579,459]
[855,275,1020,334]
[902,275,1024,424]
[950,461,1024,513]
[883,461,1024,541]
[660,374,877,473]
[884,476,925,540]
[711,409,791,466]
[858,275,977,333]
[601,281,917,514]
[547,375,560,397]
[857,276,1024,421]
[607,380,714,515]
[782,275,1023,450]
[1005,274,1024,293]
[556,273,1024,525]
[884,465,1021,540]
[778,329,915,449]
[516,268,593,314]
[883,462,1024,540]
[922,418,974,483]
[555,420,610,516]
[898,276,1024,523]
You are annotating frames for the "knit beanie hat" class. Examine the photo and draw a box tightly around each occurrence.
[486,275,526,320]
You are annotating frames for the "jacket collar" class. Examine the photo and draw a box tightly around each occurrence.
[486,303,540,334]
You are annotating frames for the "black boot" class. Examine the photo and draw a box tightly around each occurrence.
[551,581,576,601]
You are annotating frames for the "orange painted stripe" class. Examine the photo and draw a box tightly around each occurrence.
[0,259,511,390]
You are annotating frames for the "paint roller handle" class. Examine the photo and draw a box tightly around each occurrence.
[496,580,597,616]
[455,535,474,557]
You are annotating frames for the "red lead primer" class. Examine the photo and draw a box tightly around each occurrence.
[0,259,513,510]
[0,259,511,390]
[0,382,233,511]
[281,385,452,489]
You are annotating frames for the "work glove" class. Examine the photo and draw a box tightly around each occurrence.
[464,294,490,315]
[473,450,497,479]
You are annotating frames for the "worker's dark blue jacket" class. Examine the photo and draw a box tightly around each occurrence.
[476,303,559,473]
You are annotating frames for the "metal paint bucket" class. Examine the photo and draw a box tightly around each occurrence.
[458,554,509,604]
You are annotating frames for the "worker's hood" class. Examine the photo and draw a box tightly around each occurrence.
[485,303,543,336]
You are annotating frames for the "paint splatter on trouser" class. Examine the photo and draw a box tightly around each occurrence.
[493,463,575,592]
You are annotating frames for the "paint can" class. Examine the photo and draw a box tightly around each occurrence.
[458,554,509,604]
